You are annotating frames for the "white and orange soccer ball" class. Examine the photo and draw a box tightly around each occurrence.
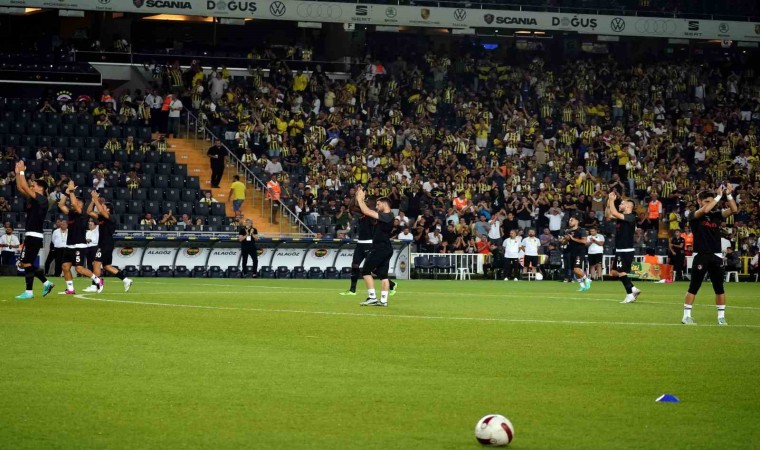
[475,414,515,447]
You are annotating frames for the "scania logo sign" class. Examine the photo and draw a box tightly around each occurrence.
[453,8,466,21]
[143,0,192,8]
[485,14,537,25]
[610,17,625,32]
[269,0,285,16]
[297,3,342,19]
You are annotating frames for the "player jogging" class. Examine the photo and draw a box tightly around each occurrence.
[340,197,396,296]
[354,187,394,307]
[562,216,591,292]
[83,191,133,293]
[606,191,641,303]
[57,181,104,295]
[13,161,55,299]
[682,184,737,325]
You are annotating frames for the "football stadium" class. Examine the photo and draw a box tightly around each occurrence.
[0,0,759,448]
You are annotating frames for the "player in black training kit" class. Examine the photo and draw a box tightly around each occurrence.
[606,191,641,304]
[354,186,395,307]
[13,161,55,299]
[682,184,738,325]
[340,197,396,296]
[561,215,592,292]
[57,180,103,295]
[84,190,133,292]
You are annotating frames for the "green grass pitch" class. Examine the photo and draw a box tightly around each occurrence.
[1,277,759,449]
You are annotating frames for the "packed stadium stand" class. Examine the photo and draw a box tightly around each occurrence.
[0,0,759,278]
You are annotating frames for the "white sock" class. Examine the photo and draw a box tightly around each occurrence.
[578,276,586,284]
[66,280,74,290]
[91,275,101,283]
[380,291,388,303]
[368,289,376,299]
[717,305,725,319]
[683,304,692,319]
[26,290,33,295]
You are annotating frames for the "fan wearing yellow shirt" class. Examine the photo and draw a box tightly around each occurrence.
[229,175,246,217]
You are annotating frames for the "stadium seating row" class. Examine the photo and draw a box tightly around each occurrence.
[0,122,152,140]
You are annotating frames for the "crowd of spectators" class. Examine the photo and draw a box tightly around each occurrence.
[146,44,760,264]
[6,40,760,277]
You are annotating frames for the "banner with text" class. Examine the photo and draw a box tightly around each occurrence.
[3,0,760,42]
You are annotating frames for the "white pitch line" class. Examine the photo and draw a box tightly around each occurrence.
[97,286,760,311]
[72,294,760,329]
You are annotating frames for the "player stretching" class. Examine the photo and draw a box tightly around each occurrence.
[682,185,737,325]
[83,191,133,293]
[562,216,591,292]
[354,187,394,307]
[13,161,55,299]
[58,181,103,295]
[606,191,641,303]
[340,197,396,297]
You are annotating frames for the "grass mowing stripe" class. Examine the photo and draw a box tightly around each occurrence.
[73,294,760,329]
[100,287,760,311]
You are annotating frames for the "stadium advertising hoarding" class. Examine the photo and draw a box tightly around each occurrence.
[3,0,760,42]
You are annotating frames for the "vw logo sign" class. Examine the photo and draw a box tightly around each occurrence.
[634,18,676,34]
[269,1,286,16]
[453,8,466,21]
[297,3,343,19]
[610,17,625,32]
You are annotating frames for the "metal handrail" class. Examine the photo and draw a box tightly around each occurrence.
[183,110,315,237]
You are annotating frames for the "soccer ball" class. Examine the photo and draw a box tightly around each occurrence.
[475,414,515,447]
[534,272,544,281]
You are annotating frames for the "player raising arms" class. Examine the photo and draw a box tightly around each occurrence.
[606,191,641,303]
[13,161,55,299]
[57,180,104,295]
[561,215,592,292]
[340,195,396,297]
[354,186,395,307]
[682,184,738,325]
[83,190,133,293]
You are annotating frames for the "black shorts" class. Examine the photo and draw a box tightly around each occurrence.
[688,253,725,295]
[524,255,539,268]
[20,235,43,265]
[588,253,603,265]
[62,248,85,266]
[612,252,634,273]
[571,252,586,269]
[352,243,372,266]
[94,246,114,266]
[361,247,393,279]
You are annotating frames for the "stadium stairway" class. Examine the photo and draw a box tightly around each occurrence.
[168,137,298,236]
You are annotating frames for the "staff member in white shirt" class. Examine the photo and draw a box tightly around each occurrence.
[503,229,522,281]
[84,218,99,275]
[587,226,605,280]
[45,219,68,276]
[520,228,541,278]
[167,94,183,139]
[1,224,21,270]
